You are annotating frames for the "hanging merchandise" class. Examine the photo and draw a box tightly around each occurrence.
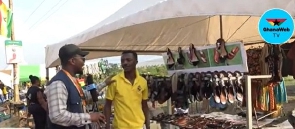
[177,47,185,66]
[188,44,200,66]
[252,44,288,114]
[246,46,264,108]
[146,71,245,109]
[148,71,247,129]
[246,46,263,75]
[163,41,248,75]
[265,44,283,82]
[166,48,175,69]
[156,41,288,128]
[215,38,229,63]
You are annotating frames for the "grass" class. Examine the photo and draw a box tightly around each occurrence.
[284,76,295,86]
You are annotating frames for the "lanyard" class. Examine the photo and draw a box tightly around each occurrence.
[62,70,86,106]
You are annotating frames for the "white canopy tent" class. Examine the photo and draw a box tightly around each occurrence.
[45,0,295,68]
[0,72,12,89]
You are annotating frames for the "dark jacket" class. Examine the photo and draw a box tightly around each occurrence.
[47,70,86,129]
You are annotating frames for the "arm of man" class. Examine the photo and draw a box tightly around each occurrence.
[96,82,107,93]
[45,81,91,127]
[104,82,116,129]
[97,75,116,92]
[142,81,150,129]
[37,91,47,112]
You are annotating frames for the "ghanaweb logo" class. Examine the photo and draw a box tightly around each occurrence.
[263,19,290,32]
[258,8,294,44]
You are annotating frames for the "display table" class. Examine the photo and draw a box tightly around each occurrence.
[151,112,247,129]
[9,101,25,117]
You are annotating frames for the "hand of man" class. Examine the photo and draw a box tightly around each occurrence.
[104,75,116,85]
[90,113,105,123]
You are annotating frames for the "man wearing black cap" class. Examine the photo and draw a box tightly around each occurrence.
[45,44,115,129]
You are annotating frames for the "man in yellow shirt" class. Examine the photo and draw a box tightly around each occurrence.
[104,50,150,129]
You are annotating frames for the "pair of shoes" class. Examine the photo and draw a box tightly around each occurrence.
[214,38,240,64]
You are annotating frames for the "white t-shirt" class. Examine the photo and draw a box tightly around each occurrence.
[0,89,3,95]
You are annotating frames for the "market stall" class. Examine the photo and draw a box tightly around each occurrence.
[145,41,292,129]
[0,72,12,89]
[44,0,295,68]
[43,0,295,129]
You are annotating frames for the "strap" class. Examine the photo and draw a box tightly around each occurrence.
[62,70,86,106]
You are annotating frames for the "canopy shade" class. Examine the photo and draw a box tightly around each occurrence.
[0,72,12,88]
[45,0,295,68]
[19,65,41,82]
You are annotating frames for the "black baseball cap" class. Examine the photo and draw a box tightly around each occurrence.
[59,44,89,61]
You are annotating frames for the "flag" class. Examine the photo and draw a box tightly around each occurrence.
[0,0,13,38]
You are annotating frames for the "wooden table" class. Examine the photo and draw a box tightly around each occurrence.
[9,101,25,117]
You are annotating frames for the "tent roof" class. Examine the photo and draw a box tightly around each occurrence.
[45,0,295,68]
[0,70,11,75]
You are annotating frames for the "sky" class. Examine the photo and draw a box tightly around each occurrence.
[0,0,161,69]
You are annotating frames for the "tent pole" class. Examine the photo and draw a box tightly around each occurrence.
[46,68,49,84]
[219,15,223,38]
[9,0,21,103]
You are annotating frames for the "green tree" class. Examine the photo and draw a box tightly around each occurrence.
[137,65,167,76]
[91,59,167,82]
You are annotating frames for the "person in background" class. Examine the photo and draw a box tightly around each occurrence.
[78,75,85,87]
[2,85,8,100]
[8,87,12,100]
[26,75,48,129]
[0,81,7,102]
[104,50,150,129]
[0,87,3,103]
[45,44,115,129]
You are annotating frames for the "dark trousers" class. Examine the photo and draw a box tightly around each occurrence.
[3,94,7,100]
[28,103,47,129]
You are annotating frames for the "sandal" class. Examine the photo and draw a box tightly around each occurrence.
[187,73,194,103]
[200,72,210,99]
[226,72,235,104]
[194,72,203,101]
[228,46,240,60]
[217,38,228,63]
[188,44,199,66]
[214,48,220,64]
[199,50,207,63]
[213,71,221,103]
[166,48,175,69]
[234,71,243,102]
[219,71,227,105]
[204,72,213,100]
[177,47,185,65]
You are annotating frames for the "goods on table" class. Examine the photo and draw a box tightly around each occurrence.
[152,113,246,129]
[0,112,10,122]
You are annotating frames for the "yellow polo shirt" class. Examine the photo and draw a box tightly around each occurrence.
[106,71,148,129]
